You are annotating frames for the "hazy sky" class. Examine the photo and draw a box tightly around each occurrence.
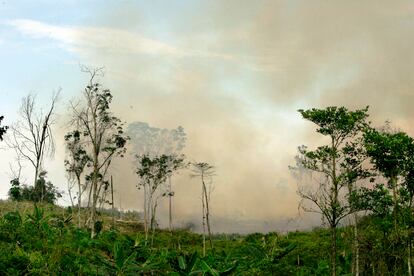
[1,0,414,233]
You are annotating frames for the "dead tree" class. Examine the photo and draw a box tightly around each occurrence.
[191,162,215,256]
[7,93,59,196]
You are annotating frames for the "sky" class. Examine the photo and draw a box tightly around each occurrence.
[1,0,414,233]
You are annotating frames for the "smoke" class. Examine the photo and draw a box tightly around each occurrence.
[3,0,414,232]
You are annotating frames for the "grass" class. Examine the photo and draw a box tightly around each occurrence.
[0,200,343,275]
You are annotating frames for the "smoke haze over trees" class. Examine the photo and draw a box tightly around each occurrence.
[2,0,414,235]
[2,1,414,274]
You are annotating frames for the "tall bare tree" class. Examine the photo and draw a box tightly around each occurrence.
[191,162,215,256]
[70,68,128,238]
[7,93,59,194]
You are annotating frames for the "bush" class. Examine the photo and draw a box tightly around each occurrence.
[8,171,62,204]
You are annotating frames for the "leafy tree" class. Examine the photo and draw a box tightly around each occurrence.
[64,129,91,227]
[340,137,372,276]
[361,127,414,274]
[363,128,414,229]
[69,67,128,238]
[295,106,369,276]
[136,154,171,241]
[127,122,186,157]
[127,122,187,231]
[8,171,61,204]
[8,178,22,201]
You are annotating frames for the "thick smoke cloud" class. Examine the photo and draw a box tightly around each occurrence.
[3,0,414,232]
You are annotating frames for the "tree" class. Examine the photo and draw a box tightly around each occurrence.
[8,171,62,204]
[7,150,24,202]
[31,171,62,204]
[404,160,414,276]
[136,154,171,241]
[362,127,414,274]
[166,154,186,231]
[190,162,215,256]
[364,128,414,229]
[8,178,22,201]
[340,138,372,276]
[127,122,187,231]
[7,93,59,190]
[69,68,128,238]
[295,106,369,276]
[64,129,91,227]
[127,122,186,157]
[0,115,7,141]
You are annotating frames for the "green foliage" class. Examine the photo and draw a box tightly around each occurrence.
[8,172,62,204]
[69,69,129,237]
[352,184,393,218]
[0,205,307,275]
[298,106,369,138]
[297,106,371,275]
[5,103,414,275]
[9,178,22,201]
[136,154,186,190]
[0,115,7,141]
[136,154,172,187]
[364,128,414,179]
[64,129,91,180]
[2,198,413,275]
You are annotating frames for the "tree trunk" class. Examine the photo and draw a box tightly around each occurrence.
[391,175,398,232]
[168,175,173,232]
[409,239,412,276]
[331,137,338,276]
[77,176,82,228]
[34,166,39,188]
[354,213,359,276]
[348,182,359,276]
[150,200,158,247]
[150,201,157,231]
[149,191,154,231]
[90,158,99,238]
[202,176,213,249]
[91,180,98,238]
[143,183,149,240]
[331,225,337,276]
[84,181,93,227]
[201,186,206,257]
[111,176,115,229]
[68,182,75,209]
[34,165,40,201]
[91,90,99,239]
